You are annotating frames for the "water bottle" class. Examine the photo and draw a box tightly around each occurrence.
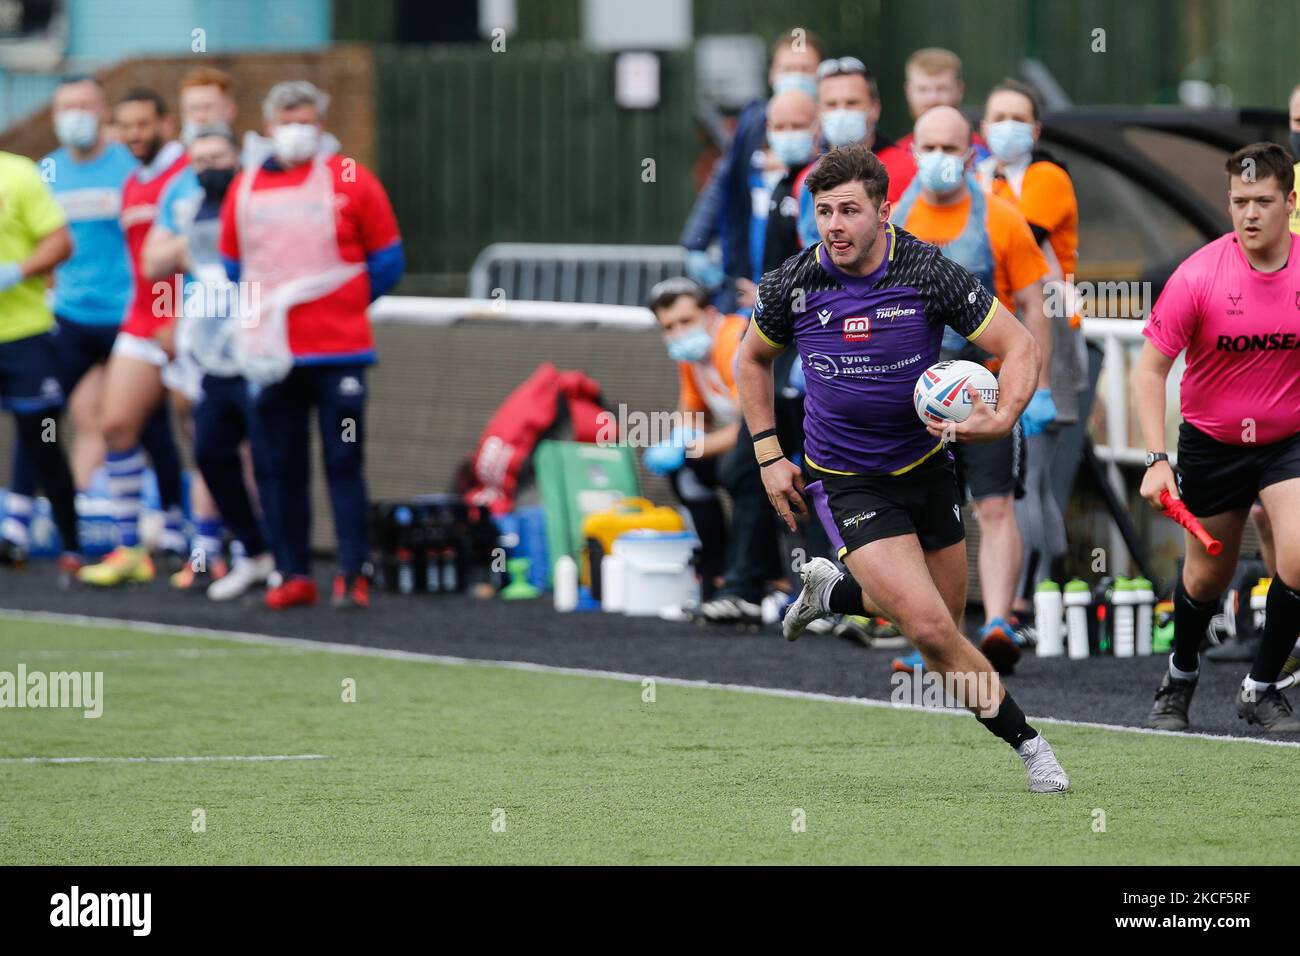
[396,547,414,595]
[1064,579,1091,660]
[553,554,578,612]
[1033,581,1064,657]
[1113,577,1138,658]
[601,553,626,613]
[441,545,458,592]
[1132,577,1155,655]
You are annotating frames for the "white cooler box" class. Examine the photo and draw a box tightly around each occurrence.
[611,530,699,617]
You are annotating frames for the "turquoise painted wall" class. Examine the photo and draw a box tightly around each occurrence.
[66,0,331,60]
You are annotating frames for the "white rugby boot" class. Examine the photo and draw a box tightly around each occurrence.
[782,557,843,642]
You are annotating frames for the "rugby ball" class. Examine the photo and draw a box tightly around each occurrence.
[913,360,998,425]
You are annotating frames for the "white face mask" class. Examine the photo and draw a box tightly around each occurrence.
[271,123,320,165]
[54,109,99,151]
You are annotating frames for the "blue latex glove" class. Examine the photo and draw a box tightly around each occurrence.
[643,441,685,476]
[0,262,23,292]
[1020,388,1058,437]
[642,427,701,476]
[684,249,725,290]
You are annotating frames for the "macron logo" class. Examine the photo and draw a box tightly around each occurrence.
[817,309,832,327]
[50,886,151,936]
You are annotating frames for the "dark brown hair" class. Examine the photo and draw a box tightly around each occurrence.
[987,78,1042,122]
[648,277,709,317]
[804,144,890,207]
[1226,142,1295,194]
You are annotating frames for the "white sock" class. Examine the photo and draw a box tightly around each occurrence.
[1241,676,1271,697]
[1169,655,1199,681]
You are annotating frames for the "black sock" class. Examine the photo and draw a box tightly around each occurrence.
[1249,576,1300,683]
[976,690,1038,748]
[1172,577,1217,674]
[827,573,867,615]
[15,413,79,554]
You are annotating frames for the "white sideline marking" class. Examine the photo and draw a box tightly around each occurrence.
[3,607,1299,751]
[0,754,326,765]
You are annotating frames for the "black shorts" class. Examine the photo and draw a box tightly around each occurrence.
[951,419,1025,501]
[807,457,965,558]
[49,315,119,391]
[1176,422,1300,517]
[0,331,64,413]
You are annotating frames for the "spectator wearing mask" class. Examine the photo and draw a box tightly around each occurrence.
[888,48,990,202]
[0,76,138,564]
[762,89,819,273]
[644,278,785,624]
[797,57,910,246]
[149,66,242,592]
[142,124,277,601]
[680,29,823,311]
[219,81,405,610]
[975,80,1089,621]
[890,105,1055,675]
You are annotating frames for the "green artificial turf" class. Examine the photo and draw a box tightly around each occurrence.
[1,617,1295,865]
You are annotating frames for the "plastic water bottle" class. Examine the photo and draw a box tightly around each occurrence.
[1113,577,1138,658]
[601,553,626,613]
[1064,579,1091,660]
[1132,577,1155,655]
[1033,581,1064,657]
[553,554,578,612]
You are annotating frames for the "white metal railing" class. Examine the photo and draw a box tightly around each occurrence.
[1080,316,1185,469]
[1081,317,1186,578]
[467,243,687,306]
[370,295,655,328]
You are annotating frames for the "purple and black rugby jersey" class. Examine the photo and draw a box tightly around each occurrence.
[752,224,997,476]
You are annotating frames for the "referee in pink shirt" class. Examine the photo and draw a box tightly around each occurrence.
[1140,143,1300,732]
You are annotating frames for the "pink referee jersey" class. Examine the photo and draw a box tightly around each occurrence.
[1144,232,1300,446]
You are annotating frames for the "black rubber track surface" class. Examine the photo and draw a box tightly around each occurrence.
[0,566,1291,741]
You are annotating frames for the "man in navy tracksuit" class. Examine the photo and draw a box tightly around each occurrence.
[220,81,404,610]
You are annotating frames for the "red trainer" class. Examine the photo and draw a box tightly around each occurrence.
[332,573,370,609]
[265,575,319,610]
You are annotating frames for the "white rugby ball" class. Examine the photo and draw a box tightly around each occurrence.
[913,360,998,425]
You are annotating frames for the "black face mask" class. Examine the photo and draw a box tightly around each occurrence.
[1290,131,1300,162]
[197,167,236,201]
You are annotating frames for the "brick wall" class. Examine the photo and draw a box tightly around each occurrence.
[0,45,375,168]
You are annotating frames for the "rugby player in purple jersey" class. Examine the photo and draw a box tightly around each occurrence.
[737,144,1069,792]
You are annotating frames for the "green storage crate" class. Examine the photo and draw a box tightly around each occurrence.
[534,440,640,585]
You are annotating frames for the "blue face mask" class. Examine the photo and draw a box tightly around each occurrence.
[916,150,967,194]
[54,109,99,150]
[821,109,870,148]
[769,129,815,167]
[666,326,713,363]
[987,120,1035,164]
[772,72,818,100]
[1289,131,1300,161]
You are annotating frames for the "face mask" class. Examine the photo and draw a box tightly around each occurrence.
[987,120,1035,164]
[666,326,713,363]
[769,129,815,167]
[916,150,967,194]
[821,109,870,148]
[271,123,320,165]
[772,72,817,100]
[1289,131,1300,161]
[54,109,99,150]
[197,167,236,200]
